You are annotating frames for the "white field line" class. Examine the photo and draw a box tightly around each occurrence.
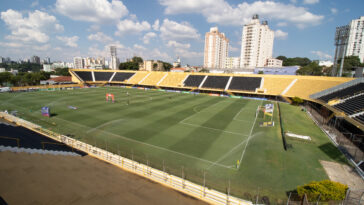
[86,118,126,133]
[237,101,263,169]
[180,122,248,137]
[179,100,226,124]
[206,138,248,170]
[51,116,234,170]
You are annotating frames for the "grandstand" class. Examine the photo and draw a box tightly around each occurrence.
[69,69,352,100]
[2,69,363,203]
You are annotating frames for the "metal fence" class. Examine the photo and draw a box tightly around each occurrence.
[0,112,252,205]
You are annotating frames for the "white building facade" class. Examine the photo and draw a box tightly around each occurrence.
[110,46,119,70]
[204,27,229,69]
[335,16,364,63]
[240,15,274,68]
[73,57,84,69]
[225,57,240,69]
[266,58,283,67]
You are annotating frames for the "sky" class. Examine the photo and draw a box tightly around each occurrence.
[0,0,362,66]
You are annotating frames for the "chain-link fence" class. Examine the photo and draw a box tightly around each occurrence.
[305,103,364,163]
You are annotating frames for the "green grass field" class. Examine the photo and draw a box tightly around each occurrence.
[0,87,347,202]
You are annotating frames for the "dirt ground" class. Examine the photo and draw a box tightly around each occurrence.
[0,151,207,205]
[320,160,364,190]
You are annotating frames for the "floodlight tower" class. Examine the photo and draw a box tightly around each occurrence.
[332,26,350,77]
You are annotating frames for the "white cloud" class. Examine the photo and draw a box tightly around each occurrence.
[330,8,338,14]
[31,0,39,7]
[152,19,160,30]
[57,36,79,47]
[0,9,63,43]
[133,44,146,50]
[88,32,113,43]
[303,0,319,5]
[229,45,240,52]
[88,24,100,32]
[277,22,287,27]
[34,44,51,51]
[55,0,128,23]
[311,51,332,60]
[115,19,151,36]
[290,0,297,4]
[275,30,288,39]
[159,0,324,28]
[143,32,157,44]
[167,40,190,49]
[160,19,200,41]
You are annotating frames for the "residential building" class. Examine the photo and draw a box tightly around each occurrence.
[73,57,84,69]
[240,15,274,68]
[0,57,3,63]
[173,57,181,68]
[139,60,164,71]
[44,57,51,64]
[266,58,283,67]
[334,16,364,64]
[225,57,240,69]
[203,27,229,69]
[31,55,40,64]
[43,64,52,72]
[319,60,334,67]
[110,46,119,70]
[0,68,5,73]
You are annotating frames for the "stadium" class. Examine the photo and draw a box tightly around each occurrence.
[1,69,364,204]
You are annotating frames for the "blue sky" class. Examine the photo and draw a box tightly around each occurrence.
[0,0,362,66]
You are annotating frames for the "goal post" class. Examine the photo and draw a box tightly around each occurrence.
[106,93,115,103]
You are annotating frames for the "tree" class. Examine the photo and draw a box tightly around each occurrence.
[276,56,312,67]
[337,55,363,72]
[276,56,287,62]
[53,68,71,76]
[132,56,143,64]
[258,71,264,74]
[153,63,158,70]
[291,97,304,105]
[0,72,13,86]
[119,61,139,70]
[296,62,323,76]
[297,180,348,201]
[162,62,172,71]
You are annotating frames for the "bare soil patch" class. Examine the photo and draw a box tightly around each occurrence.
[320,160,364,190]
[0,151,207,205]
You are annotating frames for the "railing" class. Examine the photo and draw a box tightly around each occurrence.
[309,78,364,99]
[0,112,252,205]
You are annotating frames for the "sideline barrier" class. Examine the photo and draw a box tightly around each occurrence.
[0,112,252,205]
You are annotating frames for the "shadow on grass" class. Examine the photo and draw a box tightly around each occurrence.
[319,143,347,164]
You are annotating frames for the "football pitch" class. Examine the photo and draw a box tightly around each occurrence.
[0,87,347,201]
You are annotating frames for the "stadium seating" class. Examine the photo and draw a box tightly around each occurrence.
[159,72,188,87]
[318,83,364,102]
[141,72,166,85]
[183,75,206,87]
[285,79,347,99]
[112,72,135,82]
[355,114,364,123]
[94,72,114,81]
[228,77,261,91]
[334,94,364,115]
[202,76,230,89]
[74,71,93,81]
[127,72,149,84]
[262,77,294,95]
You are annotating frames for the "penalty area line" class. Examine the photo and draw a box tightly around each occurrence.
[51,116,235,170]
[237,101,263,169]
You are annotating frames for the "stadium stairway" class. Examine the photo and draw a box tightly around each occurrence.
[159,72,188,87]
[126,71,149,84]
[141,72,166,86]
[0,145,81,156]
